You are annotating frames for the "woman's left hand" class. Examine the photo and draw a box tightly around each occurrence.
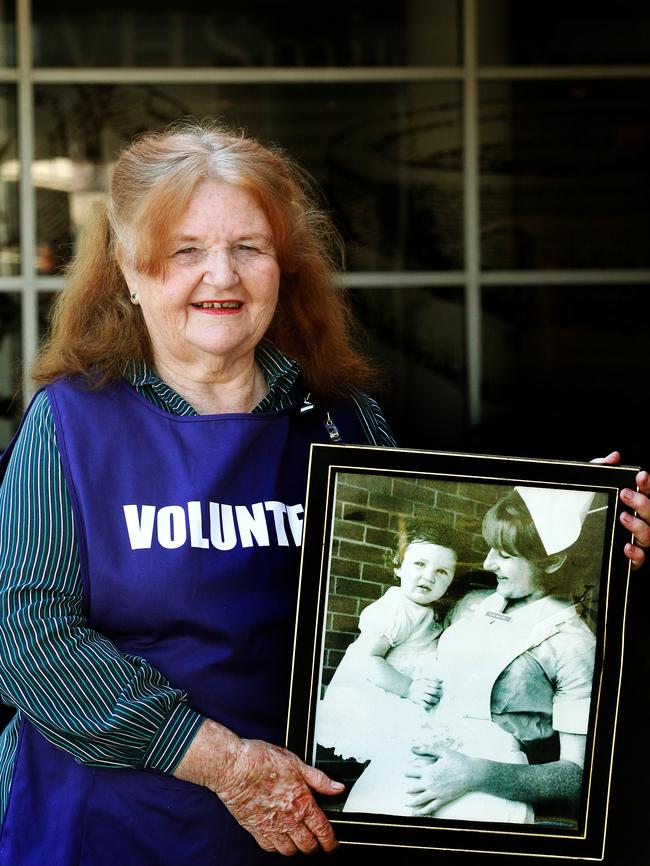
[404,744,484,814]
[173,719,342,855]
[593,453,650,570]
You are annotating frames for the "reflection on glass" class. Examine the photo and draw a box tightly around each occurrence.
[480,284,645,462]
[33,0,460,68]
[350,285,466,448]
[0,85,18,276]
[478,1,650,66]
[34,83,463,274]
[0,293,21,448]
[479,81,650,270]
[0,1,16,67]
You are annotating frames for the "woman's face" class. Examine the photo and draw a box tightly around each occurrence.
[483,547,547,603]
[395,541,457,607]
[122,178,280,373]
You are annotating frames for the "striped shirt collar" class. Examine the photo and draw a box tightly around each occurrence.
[124,339,301,416]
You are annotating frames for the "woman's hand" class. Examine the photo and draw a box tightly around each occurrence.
[173,719,342,855]
[407,677,443,708]
[619,470,650,569]
[593,453,650,570]
[404,744,484,814]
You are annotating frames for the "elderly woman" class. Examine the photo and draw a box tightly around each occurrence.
[0,122,396,865]
[0,121,648,866]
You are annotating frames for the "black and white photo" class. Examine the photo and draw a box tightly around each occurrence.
[287,445,636,859]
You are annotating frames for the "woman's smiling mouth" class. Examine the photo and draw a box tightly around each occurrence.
[192,300,242,310]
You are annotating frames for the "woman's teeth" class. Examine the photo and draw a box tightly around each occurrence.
[193,301,241,309]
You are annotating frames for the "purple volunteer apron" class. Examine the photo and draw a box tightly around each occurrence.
[0,377,364,866]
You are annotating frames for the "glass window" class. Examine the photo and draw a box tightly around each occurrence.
[34,82,463,274]
[480,81,650,270]
[479,284,647,465]
[0,85,18,276]
[38,290,56,340]
[478,0,650,66]
[0,292,20,448]
[32,0,461,68]
[0,0,15,67]
[350,285,466,449]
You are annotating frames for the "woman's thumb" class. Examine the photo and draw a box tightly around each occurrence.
[301,763,345,795]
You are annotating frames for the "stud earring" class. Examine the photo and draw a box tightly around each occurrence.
[130,292,138,303]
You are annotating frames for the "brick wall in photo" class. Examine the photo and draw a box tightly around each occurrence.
[321,474,607,688]
[322,473,507,687]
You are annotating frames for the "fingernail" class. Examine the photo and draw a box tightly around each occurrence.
[620,489,633,502]
[331,781,345,791]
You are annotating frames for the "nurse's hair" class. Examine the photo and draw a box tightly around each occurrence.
[482,490,562,570]
[32,119,375,396]
[392,518,458,568]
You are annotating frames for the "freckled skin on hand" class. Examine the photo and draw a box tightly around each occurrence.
[173,720,341,855]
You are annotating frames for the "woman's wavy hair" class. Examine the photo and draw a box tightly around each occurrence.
[32,119,376,395]
[482,490,550,565]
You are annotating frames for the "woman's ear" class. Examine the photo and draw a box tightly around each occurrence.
[544,552,568,574]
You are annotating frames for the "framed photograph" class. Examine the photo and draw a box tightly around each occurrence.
[286,445,638,860]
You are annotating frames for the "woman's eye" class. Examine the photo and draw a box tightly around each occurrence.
[235,244,258,253]
[172,247,199,257]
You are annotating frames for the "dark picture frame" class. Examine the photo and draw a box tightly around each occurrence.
[286,444,638,860]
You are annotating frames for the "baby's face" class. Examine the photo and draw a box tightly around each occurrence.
[395,541,457,606]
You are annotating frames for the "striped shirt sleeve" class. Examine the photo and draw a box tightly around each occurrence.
[0,391,204,775]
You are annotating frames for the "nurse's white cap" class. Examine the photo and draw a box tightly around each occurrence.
[514,487,596,555]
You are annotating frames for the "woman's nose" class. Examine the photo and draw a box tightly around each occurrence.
[483,548,497,570]
[202,249,239,287]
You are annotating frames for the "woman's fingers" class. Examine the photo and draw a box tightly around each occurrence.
[624,542,645,569]
[289,818,331,855]
[254,831,301,856]
[636,469,650,496]
[272,834,300,856]
[303,805,339,853]
[250,831,277,853]
[620,478,650,569]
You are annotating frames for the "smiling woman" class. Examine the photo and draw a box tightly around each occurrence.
[120,179,281,414]
[0,120,397,866]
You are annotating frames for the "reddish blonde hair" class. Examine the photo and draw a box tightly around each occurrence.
[32,120,376,396]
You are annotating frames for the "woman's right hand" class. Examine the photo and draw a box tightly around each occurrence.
[173,719,342,855]
[405,743,483,813]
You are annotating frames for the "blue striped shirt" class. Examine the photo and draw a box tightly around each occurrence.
[0,342,395,819]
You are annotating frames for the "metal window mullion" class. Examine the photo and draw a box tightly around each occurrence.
[463,0,481,428]
[478,65,650,80]
[30,65,465,84]
[17,0,36,405]
[481,270,650,286]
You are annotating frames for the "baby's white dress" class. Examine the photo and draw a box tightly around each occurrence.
[314,587,443,762]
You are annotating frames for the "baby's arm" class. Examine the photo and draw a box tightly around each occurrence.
[355,634,442,708]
